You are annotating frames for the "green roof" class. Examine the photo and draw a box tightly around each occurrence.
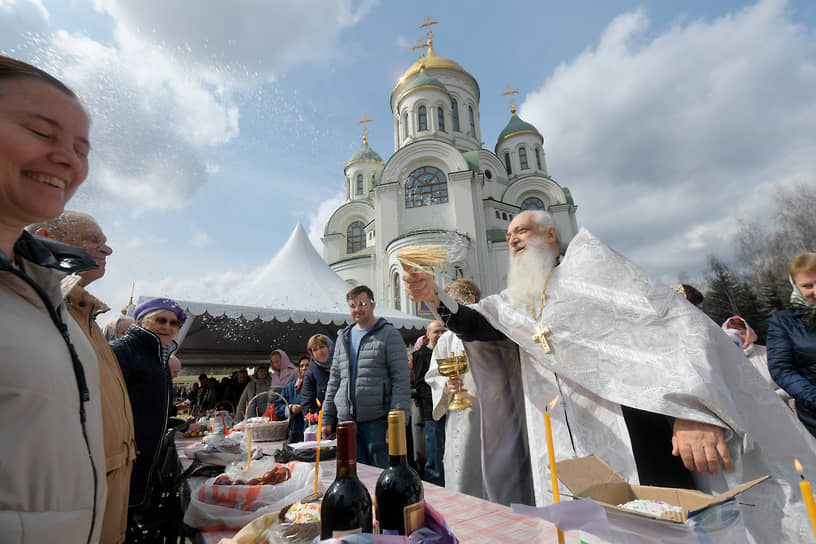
[397,71,448,100]
[372,165,384,187]
[461,150,480,174]
[346,141,383,167]
[496,114,541,145]
[562,186,574,205]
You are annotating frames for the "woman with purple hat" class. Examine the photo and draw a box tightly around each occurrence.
[111,297,187,533]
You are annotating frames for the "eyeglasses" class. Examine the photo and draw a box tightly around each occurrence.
[149,316,182,327]
[348,300,371,309]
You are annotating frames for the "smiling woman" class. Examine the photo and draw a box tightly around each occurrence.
[0,55,106,544]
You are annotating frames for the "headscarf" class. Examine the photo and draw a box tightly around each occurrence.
[269,349,299,387]
[789,276,816,329]
[721,316,758,351]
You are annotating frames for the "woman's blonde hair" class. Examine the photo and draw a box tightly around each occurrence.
[789,253,816,279]
[307,334,328,354]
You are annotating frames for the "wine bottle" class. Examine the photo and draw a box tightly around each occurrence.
[320,422,373,538]
[375,410,425,535]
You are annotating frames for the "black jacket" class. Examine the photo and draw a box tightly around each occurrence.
[112,325,175,508]
[411,345,434,421]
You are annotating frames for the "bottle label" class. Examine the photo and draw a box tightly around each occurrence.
[404,499,425,535]
[332,528,363,537]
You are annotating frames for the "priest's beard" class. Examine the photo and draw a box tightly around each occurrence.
[507,241,556,306]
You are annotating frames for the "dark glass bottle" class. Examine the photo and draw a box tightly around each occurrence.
[320,422,373,538]
[375,410,425,535]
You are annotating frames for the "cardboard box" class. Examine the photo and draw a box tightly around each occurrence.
[556,455,768,523]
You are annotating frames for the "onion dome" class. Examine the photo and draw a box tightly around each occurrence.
[346,139,383,168]
[396,40,470,86]
[497,111,541,145]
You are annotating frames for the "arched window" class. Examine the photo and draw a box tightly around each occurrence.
[452,99,460,132]
[535,148,542,170]
[437,107,446,132]
[405,166,448,208]
[468,105,476,137]
[356,174,364,195]
[504,153,512,174]
[521,197,546,210]
[519,147,529,170]
[346,221,365,253]
[495,210,500,219]
[418,105,427,131]
[403,112,408,139]
[392,272,401,311]
[502,212,507,220]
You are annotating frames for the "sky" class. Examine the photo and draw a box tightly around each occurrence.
[2,0,815,320]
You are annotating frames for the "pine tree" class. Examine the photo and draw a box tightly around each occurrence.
[702,257,742,327]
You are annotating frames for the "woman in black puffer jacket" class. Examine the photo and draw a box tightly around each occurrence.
[112,297,186,514]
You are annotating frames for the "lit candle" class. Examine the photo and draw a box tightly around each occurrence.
[314,409,323,494]
[247,427,252,470]
[545,394,565,544]
[796,458,816,539]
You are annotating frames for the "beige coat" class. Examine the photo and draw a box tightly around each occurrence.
[68,286,136,544]
[0,265,106,543]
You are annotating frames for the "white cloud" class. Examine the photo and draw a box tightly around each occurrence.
[521,0,816,278]
[307,193,346,252]
[1,0,371,211]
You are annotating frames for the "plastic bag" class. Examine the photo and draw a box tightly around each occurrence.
[184,460,315,531]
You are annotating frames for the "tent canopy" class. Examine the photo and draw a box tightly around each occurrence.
[147,223,429,366]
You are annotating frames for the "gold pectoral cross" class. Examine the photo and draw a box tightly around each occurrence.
[532,324,551,354]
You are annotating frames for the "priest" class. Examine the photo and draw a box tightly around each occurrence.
[403,210,816,543]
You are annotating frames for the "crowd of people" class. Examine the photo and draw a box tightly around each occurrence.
[2,53,816,544]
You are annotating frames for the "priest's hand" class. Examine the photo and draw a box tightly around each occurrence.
[671,418,733,474]
[402,270,439,306]
[446,376,466,394]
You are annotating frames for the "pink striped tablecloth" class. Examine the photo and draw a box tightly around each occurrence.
[179,437,581,543]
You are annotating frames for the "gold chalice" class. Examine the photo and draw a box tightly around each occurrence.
[436,351,474,410]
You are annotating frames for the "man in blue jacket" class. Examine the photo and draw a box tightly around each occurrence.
[321,285,411,468]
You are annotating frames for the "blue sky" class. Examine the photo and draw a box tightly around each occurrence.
[2,0,815,318]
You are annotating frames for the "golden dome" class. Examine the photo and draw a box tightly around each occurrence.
[393,40,471,92]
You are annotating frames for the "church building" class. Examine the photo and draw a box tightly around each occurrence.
[323,31,578,316]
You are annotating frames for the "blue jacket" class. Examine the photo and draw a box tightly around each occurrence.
[767,309,816,426]
[112,325,175,507]
[274,378,305,436]
[323,318,410,425]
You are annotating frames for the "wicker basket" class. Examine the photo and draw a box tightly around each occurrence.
[245,391,290,442]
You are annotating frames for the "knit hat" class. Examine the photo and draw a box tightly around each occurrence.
[134,297,187,324]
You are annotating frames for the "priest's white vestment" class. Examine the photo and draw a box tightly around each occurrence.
[425,330,484,499]
[441,228,816,543]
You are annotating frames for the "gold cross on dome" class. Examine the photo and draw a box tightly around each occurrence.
[533,324,551,354]
[358,114,374,143]
[501,85,520,115]
[411,38,429,58]
[419,16,438,39]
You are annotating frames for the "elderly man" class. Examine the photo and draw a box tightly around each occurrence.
[404,210,816,542]
[411,320,446,484]
[321,285,411,468]
[30,211,136,544]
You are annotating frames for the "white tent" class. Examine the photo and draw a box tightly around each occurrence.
[157,223,429,367]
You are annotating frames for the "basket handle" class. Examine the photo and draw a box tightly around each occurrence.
[245,390,289,420]
[214,400,235,414]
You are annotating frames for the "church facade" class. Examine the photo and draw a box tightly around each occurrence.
[323,39,578,316]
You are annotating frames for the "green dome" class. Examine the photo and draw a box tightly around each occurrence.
[496,113,541,145]
[397,71,448,101]
[346,140,383,167]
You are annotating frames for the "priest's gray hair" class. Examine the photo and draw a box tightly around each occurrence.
[522,210,563,254]
[26,210,95,239]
